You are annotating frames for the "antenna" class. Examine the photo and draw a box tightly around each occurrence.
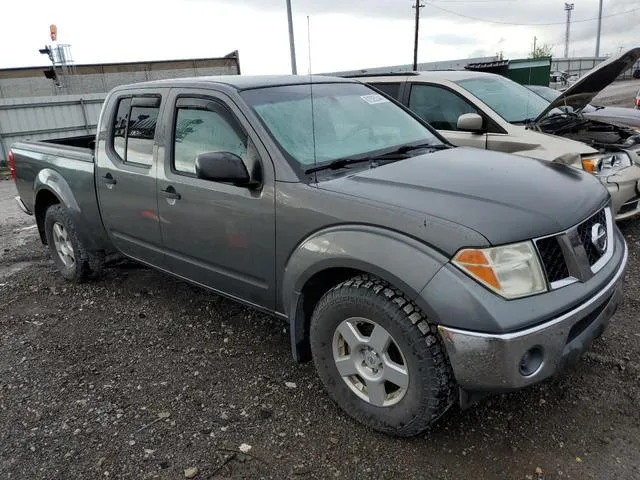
[307,15,318,182]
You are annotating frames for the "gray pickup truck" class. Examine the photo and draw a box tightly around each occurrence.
[9,76,627,436]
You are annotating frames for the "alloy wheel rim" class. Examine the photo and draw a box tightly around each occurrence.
[332,317,409,407]
[52,222,75,268]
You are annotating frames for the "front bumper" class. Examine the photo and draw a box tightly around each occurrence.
[605,171,640,221]
[437,241,627,391]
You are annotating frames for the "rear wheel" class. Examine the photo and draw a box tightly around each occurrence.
[44,204,91,282]
[310,275,455,437]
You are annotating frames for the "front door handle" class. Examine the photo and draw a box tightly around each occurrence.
[102,173,117,185]
[160,187,181,200]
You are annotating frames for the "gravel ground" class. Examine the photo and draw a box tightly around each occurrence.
[2,99,640,478]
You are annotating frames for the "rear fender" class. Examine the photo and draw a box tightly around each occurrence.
[282,225,449,362]
[33,169,96,250]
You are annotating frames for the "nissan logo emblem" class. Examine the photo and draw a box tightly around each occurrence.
[591,223,607,254]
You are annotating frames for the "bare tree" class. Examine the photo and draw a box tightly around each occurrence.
[531,44,553,59]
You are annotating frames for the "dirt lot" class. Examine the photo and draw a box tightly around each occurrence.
[2,168,640,477]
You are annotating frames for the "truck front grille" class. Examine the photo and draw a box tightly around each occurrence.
[535,236,570,283]
[534,207,612,289]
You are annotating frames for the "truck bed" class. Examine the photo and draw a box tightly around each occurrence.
[43,134,96,150]
[10,140,111,253]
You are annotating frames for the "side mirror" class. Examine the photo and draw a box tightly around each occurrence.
[195,151,251,186]
[457,113,484,133]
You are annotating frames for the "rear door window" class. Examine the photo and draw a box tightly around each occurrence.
[408,84,479,131]
[113,98,131,161]
[111,96,161,166]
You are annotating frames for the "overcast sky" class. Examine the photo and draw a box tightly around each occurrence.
[1,0,637,74]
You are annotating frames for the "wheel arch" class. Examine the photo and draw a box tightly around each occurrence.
[282,225,448,363]
[33,169,102,251]
[34,188,62,245]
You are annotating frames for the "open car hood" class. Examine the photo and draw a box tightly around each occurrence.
[535,47,640,124]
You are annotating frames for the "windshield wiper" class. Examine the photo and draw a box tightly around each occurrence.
[304,156,373,174]
[391,142,449,154]
[303,143,449,175]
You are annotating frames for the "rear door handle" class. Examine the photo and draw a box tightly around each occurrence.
[160,187,181,200]
[102,173,117,185]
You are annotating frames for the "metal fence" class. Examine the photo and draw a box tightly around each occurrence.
[551,57,640,80]
[0,93,105,163]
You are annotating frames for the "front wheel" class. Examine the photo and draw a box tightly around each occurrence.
[310,275,455,437]
[44,204,91,282]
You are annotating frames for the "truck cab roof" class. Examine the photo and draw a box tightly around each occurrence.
[112,75,357,92]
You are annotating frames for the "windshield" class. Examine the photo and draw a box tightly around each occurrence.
[456,76,558,123]
[527,85,598,113]
[241,83,440,169]
[527,85,561,103]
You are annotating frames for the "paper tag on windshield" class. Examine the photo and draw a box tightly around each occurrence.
[360,94,389,105]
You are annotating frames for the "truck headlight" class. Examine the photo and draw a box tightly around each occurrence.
[453,242,547,299]
[582,152,631,177]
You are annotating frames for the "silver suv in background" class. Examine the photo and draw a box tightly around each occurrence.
[356,47,640,220]
[526,84,640,130]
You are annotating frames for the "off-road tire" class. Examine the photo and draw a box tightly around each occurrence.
[310,275,455,437]
[44,204,92,282]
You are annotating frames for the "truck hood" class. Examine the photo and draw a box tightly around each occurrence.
[535,47,640,124]
[318,148,608,246]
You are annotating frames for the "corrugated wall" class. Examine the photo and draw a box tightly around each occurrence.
[0,56,240,99]
[0,93,105,162]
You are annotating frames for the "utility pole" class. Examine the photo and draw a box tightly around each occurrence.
[564,3,574,59]
[286,0,297,74]
[532,36,537,56]
[595,0,603,57]
[412,0,425,71]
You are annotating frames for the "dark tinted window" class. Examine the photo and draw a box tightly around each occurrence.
[113,98,131,161]
[174,104,248,175]
[126,105,159,166]
[409,84,479,131]
[370,82,401,100]
[111,96,160,166]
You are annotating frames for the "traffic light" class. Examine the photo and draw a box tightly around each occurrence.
[39,46,54,63]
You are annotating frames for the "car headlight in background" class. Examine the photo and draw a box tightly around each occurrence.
[582,152,632,177]
[453,242,547,299]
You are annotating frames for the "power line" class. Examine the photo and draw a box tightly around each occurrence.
[427,3,640,26]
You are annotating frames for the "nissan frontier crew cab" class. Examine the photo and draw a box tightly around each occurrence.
[9,76,627,437]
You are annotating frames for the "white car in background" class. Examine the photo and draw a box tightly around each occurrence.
[549,71,579,91]
[355,47,640,220]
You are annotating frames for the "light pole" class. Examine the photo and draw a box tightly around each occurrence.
[412,1,425,71]
[595,0,603,57]
[286,0,297,74]
[564,3,574,59]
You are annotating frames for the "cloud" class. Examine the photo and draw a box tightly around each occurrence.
[0,0,636,75]
[424,33,478,47]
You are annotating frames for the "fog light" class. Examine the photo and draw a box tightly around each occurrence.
[519,346,544,376]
